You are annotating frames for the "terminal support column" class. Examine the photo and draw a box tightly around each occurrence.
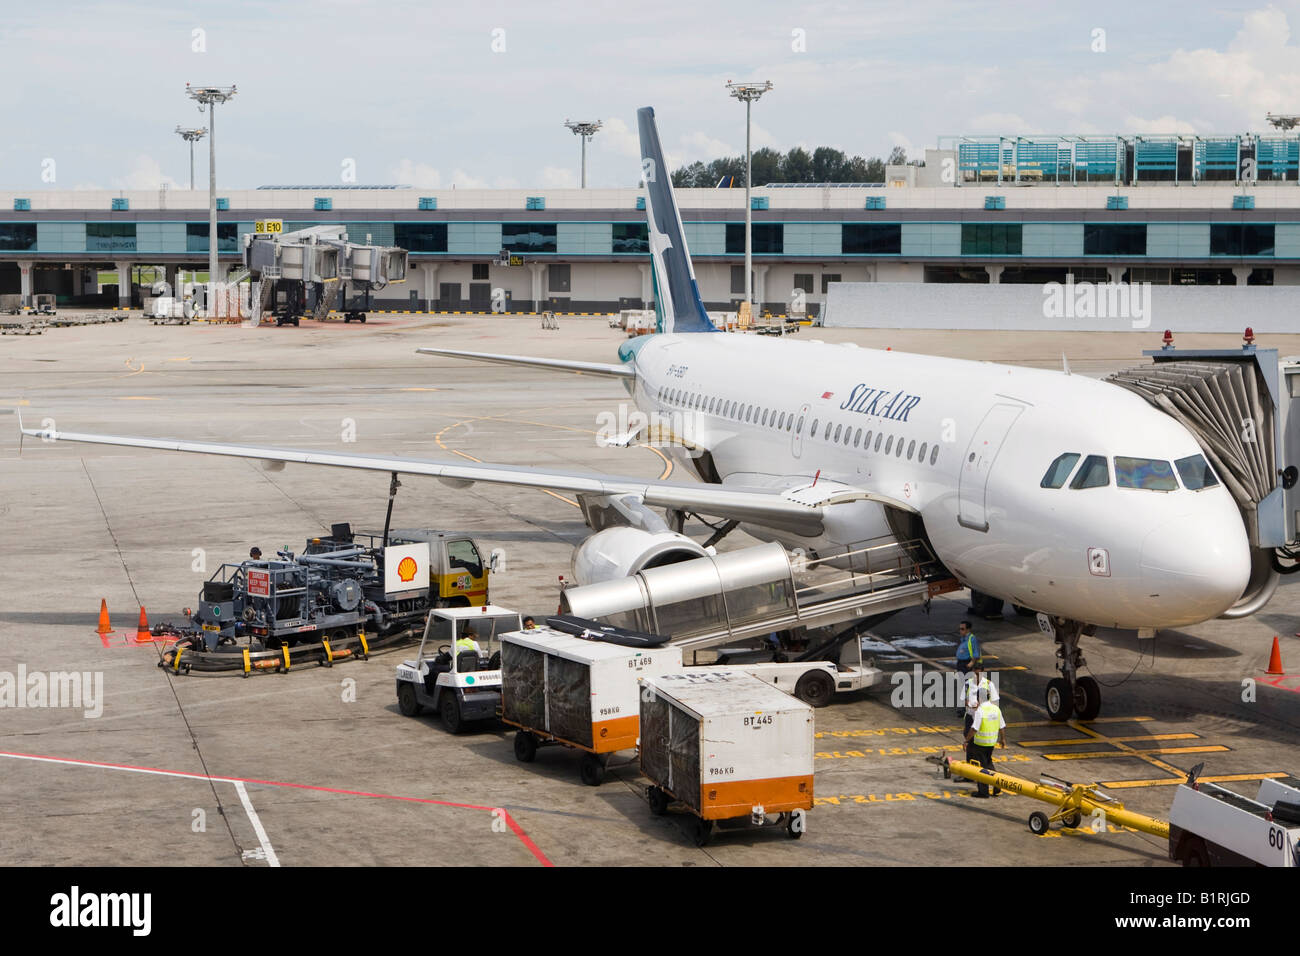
[638,263,652,309]
[422,262,438,311]
[754,264,769,313]
[988,265,1004,284]
[17,259,33,307]
[528,262,545,312]
[1232,267,1251,285]
[115,261,132,308]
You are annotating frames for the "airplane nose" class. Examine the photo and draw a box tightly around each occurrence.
[1140,514,1251,621]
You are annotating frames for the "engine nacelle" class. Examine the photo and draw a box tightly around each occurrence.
[571,527,708,586]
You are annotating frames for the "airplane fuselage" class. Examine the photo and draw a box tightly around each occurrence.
[622,331,1251,631]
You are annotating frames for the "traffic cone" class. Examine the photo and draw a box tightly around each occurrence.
[96,599,113,635]
[1266,636,1285,676]
[135,606,152,644]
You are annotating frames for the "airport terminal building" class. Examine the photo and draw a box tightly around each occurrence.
[4,130,1300,314]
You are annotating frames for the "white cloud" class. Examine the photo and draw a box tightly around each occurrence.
[391,159,442,188]
[112,155,178,190]
[539,165,578,188]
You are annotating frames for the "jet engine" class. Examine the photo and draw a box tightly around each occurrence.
[571,527,709,585]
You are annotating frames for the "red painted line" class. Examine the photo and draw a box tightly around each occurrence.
[0,749,552,867]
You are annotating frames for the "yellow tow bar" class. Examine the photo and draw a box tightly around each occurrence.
[944,758,1170,839]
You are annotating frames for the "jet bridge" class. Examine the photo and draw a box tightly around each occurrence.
[1107,337,1300,616]
[243,225,408,325]
[559,539,953,663]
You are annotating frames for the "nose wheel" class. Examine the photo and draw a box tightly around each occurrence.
[1042,616,1100,722]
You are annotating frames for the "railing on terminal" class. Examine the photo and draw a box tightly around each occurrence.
[941,132,1300,186]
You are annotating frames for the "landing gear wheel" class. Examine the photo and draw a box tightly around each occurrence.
[1028,811,1050,835]
[397,682,421,717]
[691,817,713,847]
[513,731,538,763]
[969,590,1005,619]
[1045,678,1073,722]
[647,786,669,816]
[579,752,605,787]
[1073,676,1101,721]
[794,670,835,708]
[1062,811,1082,829]
[441,694,464,734]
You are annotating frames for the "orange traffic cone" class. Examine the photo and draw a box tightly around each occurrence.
[135,606,152,644]
[1266,636,1285,676]
[96,599,113,635]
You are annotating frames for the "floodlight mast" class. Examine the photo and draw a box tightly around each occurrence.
[185,84,236,301]
[726,80,773,313]
[174,126,207,191]
[564,120,603,188]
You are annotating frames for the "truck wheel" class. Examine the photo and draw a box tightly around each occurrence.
[579,752,605,787]
[1028,811,1050,835]
[794,670,835,708]
[647,786,669,816]
[513,731,538,763]
[441,694,464,734]
[1073,677,1101,721]
[1045,678,1073,722]
[691,817,712,847]
[786,809,805,839]
[397,682,421,717]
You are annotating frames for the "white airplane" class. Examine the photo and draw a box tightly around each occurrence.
[18,107,1260,721]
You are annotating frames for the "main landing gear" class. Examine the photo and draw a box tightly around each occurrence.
[1040,616,1101,722]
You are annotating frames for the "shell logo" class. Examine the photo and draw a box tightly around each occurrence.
[397,555,418,582]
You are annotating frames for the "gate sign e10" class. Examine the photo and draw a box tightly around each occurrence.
[255,219,283,235]
[384,542,430,595]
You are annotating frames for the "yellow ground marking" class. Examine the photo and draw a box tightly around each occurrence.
[1100,772,1289,790]
[1043,745,1229,761]
[1062,721,1190,779]
[168,356,191,362]
[433,415,577,508]
[1019,733,1199,747]
[1010,716,1154,728]
[400,387,441,392]
[503,414,674,481]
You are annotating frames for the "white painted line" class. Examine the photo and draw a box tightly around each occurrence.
[233,780,281,868]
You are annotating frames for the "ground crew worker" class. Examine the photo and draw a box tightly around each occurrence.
[964,685,1005,798]
[455,625,481,654]
[522,616,537,630]
[249,547,262,560]
[953,620,982,715]
[962,667,999,767]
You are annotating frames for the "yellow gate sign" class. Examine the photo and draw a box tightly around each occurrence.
[254,219,283,235]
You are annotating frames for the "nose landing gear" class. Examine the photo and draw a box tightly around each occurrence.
[1041,616,1101,722]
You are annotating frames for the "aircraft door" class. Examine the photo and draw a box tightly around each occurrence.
[958,403,1024,532]
[792,403,810,459]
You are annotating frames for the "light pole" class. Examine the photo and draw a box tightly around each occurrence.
[174,126,207,191]
[726,80,773,313]
[185,84,236,295]
[564,120,602,188]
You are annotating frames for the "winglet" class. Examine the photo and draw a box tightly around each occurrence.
[637,107,717,335]
[1061,352,1071,376]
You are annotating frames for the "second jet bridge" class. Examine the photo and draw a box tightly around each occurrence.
[560,539,952,662]
[243,225,408,324]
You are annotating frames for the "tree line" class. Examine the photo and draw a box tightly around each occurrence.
[671,145,909,187]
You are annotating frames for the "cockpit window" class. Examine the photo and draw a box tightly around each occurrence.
[1040,453,1081,489]
[1175,454,1219,490]
[1069,455,1110,489]
[1115,457,1178,491]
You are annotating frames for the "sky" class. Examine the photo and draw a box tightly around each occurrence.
[4,1,1300,190]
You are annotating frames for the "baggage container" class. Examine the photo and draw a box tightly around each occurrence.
[638,670,814,844]
[501,625,682,785]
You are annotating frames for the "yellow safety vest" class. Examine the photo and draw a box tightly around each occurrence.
[455,637,477,651]
[973,704,1001,747]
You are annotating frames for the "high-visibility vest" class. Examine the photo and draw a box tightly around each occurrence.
[455,637,477,651]
[957,634,979,661]
[973,704,1002,747]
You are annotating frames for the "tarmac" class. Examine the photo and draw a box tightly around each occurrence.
[1,312,1298,866]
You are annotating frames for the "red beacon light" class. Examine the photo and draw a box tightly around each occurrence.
[1161,329,1174,349]
[1243,327,1255,347]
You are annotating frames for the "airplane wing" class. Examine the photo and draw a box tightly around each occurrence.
[17,419,845,535]
[416,348,634,379]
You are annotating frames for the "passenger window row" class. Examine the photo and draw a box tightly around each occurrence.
[656,384,941,467]
[1040,452,1219,491]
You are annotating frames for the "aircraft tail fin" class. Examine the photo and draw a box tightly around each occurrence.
[637,107,717,334]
